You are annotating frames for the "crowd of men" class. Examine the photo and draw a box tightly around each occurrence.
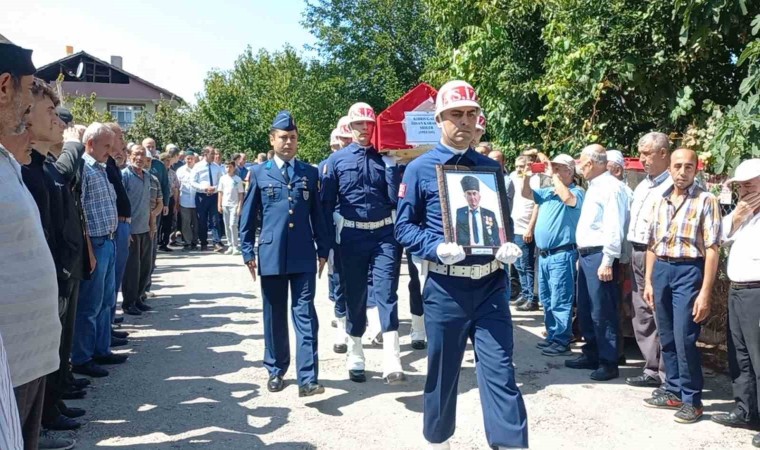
[3,34,760,450]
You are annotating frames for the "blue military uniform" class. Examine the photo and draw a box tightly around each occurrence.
[395,143,528,448]
[317,157,347,325]
[320,143,401,337]
[239,113,329,390]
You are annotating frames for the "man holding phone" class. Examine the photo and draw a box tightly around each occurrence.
[521,155,585,356]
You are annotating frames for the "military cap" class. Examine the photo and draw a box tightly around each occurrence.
[460,175,480,192]
[271,110,298,132]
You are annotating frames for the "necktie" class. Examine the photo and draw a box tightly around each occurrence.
[208,163,214,186]
[471,209,479,244]
[283,161,291,184]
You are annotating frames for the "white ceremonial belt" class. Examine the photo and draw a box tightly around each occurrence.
[343,216,393,231]
[428,260,501,280]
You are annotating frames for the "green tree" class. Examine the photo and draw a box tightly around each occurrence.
[196,46,349,163]
[65,93,114,125]
[125,99,210,152]
[303,0,435,110]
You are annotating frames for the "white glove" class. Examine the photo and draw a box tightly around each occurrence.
[333,212,344,244]
[495,243,523,265]
[436,242,466,265]
[382,155,400,167]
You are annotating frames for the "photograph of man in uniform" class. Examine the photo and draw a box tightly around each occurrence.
[455,175,502,247]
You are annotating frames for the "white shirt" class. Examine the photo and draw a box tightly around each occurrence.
[722,210,760,282]
[272,154,295,180]
[576,172,629,267]
[218,174,245,208]
[510,172,540,235]
[627,170,673,245]
[0,146,61,387]
[468,206,485,245]
[176,164,196,208]
[189,160,224,193]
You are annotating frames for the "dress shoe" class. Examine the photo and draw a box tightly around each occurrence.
[348,369,366,383]
[590,365,619,381]
[114,316,124,324]
[753,432,760,448]
[112,329,129,339]
[38,436,75,450]
[94,353,129,365]
[111,337,129,347]
[564,355,599,370]
[516,302,538,312]
[57,401,86,419]
[333,343,347,354]
[626,374,661,388]
[123,305,142,316]
[712,410,757,429]
[536,340,552,349]
[411,340,427,350]
[43,414,81,431]
[72,361,109,377]
[60,387,87,400]
[69,377,90,389]
[384,372,406,385]
[298,382,325,397]
[267,375,285,392]
[136,302,153,312]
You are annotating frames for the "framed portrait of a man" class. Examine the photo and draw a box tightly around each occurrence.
[436,166,510,255]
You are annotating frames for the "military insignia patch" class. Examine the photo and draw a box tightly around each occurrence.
[303,190,310,200]
[399,183,407,198]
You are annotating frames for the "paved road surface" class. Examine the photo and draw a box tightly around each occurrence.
[61,252,748,449]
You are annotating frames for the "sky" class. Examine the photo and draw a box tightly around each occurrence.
[5,0,316,102]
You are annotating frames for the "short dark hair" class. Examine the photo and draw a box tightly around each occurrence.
[31,78,60,106]
[226,160,236,167]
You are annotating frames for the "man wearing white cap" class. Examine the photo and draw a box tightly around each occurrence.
[321,103,406,384]
[396,80,527,449]
[712,159,760,446]
[521,153,585,357]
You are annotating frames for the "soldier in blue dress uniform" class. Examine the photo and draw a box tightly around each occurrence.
[239,111,329,397]
[320,103,405,384]
[395,81,529,449]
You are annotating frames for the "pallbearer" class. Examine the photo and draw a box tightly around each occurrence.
[395,80,528,449]
[239,111,329,397]
[320,103,405,384]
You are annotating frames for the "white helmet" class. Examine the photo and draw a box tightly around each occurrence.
[347,102,376,124]
[435,80,481,119]
[336,116,353,138]
[476,112,487,131]
[330,129,341,146]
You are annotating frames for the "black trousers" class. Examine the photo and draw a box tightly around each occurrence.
[13,376,45,450]
[160,197,175,247]
[59,279,79,385]
[122,233,153,309]
[727,285,760,421]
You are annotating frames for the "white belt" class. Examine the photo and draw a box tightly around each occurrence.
[428,260,502,280]
[343,216,393,231]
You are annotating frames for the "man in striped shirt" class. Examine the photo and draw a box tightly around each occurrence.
[642,148,721,424]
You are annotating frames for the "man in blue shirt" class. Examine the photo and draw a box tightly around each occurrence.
[520,154,585,357]
[320,103,404,384]
[395,80,527,449]
[239,111,329,397]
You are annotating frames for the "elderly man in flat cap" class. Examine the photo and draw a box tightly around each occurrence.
[455,175,502,247]
[0,35,63,450]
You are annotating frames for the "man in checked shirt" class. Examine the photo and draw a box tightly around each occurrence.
[642,148,721,424]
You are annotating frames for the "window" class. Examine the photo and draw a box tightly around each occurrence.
[109,104,144,129]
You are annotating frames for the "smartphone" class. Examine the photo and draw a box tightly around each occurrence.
[530,162,546,174]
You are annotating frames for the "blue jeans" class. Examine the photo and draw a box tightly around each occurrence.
[537,250,577,347]
[113,221,131,320]
[653,259,704,406]
[513,235,536,303]
[73,235,116,365]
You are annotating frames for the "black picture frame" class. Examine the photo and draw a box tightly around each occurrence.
[436,165,510,255]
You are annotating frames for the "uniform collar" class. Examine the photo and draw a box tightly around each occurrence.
[348,142,376,154]
[431,143,477,164]
[273,154,295,169]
